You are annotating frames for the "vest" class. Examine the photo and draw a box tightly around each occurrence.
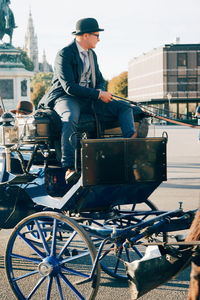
[79,66,92,88]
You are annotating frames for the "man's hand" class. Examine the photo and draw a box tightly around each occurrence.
[99,91,112,103]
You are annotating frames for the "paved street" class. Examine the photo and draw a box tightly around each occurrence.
[0,125,199,300]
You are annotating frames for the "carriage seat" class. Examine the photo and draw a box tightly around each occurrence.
[76,105,149,138]
[16,106,149,166]
[16,105,149,145]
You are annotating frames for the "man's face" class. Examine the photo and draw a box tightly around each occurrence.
[84,32,100,49]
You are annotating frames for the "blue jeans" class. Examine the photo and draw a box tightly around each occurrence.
[54,95,135,169]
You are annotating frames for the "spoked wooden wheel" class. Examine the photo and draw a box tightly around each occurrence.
[26,222,52,243]
[5,212,100,300]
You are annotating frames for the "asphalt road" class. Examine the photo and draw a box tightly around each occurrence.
[0,125,199,300]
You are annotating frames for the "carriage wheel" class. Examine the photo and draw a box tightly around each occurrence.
[5,212,100,300]
[93,199,166,280]
[26,222,52,243]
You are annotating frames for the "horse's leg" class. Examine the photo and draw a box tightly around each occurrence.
[9,29,13,45]
[185,209,200,300]
[186,210,200,242]
[187,263,200,300]
[6,29,12,45]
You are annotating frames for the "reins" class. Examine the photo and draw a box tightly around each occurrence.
[112,94,200,129]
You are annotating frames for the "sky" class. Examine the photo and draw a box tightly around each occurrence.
[9,0,200,80]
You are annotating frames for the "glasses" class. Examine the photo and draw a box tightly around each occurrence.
[90,33,100,38]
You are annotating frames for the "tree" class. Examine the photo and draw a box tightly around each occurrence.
[17,47,34,71]
[31,72,53,107]
[107,71,128,98]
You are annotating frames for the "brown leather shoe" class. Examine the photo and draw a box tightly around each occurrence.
[131,132,138,138]
[65,169,75,181]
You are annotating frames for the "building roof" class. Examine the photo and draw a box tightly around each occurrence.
[164,43,200,51]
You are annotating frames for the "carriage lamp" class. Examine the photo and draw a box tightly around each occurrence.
[25,116,37,141]
[0,112,18,147]
[17,115,37,142]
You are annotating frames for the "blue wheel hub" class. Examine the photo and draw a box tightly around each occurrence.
[38,256,60,276]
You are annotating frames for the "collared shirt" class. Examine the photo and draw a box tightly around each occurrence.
[75,40,90,70]
[76,41,100,94]
[75,41,91,87]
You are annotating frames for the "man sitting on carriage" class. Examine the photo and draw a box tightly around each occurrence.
[39,17,137,181]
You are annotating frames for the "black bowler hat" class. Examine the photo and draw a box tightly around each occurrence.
[72,18,104,35]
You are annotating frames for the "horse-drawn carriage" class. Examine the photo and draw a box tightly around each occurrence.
[0,105,197,299]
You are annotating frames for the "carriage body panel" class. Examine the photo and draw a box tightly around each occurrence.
[81,137,167,186]
[0,134,166,228]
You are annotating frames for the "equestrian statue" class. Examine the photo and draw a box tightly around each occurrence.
[0,0,16,45]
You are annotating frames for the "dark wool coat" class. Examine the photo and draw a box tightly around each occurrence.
[39,40,105,108]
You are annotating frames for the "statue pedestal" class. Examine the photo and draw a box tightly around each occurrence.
[0,44,33,111]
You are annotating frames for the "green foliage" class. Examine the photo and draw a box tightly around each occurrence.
[107,71,128,98]
[17,47,34,71]
[30,72,53,107]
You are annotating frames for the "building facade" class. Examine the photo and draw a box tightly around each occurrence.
[24,12,52,73]
[128,44,200,118]
[39,50,53,72]
[0,45,33,111]
[24,12,39,72]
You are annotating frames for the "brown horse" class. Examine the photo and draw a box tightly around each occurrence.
[185,209,200,300]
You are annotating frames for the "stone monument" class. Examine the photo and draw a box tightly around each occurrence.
[0,0,33,111]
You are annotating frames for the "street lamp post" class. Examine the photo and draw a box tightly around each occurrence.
[167,93,172,117]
